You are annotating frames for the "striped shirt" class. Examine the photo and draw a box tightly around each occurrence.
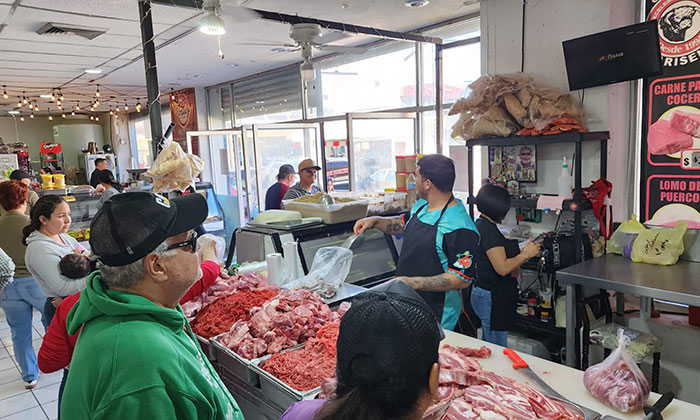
[0,248,15,289]
[281,183,321,202]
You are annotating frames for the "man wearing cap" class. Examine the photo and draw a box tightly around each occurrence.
[354,154,480,331]
[0,170,39,216]
[60,192,243,420]
[281,280,442,420]
[89,158,108,188]
[264,164,296,210]
[282,158,323,202]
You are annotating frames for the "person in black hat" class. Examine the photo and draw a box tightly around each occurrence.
[59,192,243,420]
[0,169,39,216]
[264,164,297,210]
[280,280,442,420]
[89,158,108,188]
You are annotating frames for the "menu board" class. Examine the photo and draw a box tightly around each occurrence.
[170,88,199,156]
[641,0,700,228]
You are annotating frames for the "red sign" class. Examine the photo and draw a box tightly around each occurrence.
[169,88,199,155]
[40,142,62,154]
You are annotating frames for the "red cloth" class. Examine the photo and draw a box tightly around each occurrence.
[179,260,221,305]
[279,183,290,204]
[38,292,80,373]
[37,260,222,373]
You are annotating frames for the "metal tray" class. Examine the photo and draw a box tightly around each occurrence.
[210,334,261,387]
[195,334,217,362]
[249,345,322,409]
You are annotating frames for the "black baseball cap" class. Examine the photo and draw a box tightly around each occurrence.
[276,164,296,180]
[89,192,208,266]
[337,280,442,394]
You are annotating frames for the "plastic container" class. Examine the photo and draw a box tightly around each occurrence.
[405,154,418,173]
[282,198,369,224]
[395,172,408,190]
[52,173,65,188]
[558,154,572,199]
[406,173,417,209]
[395,155,407,173]
[40,173,54,189]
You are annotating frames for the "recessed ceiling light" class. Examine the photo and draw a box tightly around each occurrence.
[40,94,53,98]
[405,0,429,7]
[84,69,102,74]
[8,110,19,114]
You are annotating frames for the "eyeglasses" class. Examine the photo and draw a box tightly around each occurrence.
[166,233,198,253]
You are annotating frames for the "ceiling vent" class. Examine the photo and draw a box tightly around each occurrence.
[36,23,107,40]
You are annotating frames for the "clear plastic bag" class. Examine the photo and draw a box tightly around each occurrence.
[196,233,226,264]
[283,246,353,298]
[146,140,204,193]
[583,329,650,413]
[631,221,687,266]
[590,323,662,363]
[608,215,646,258]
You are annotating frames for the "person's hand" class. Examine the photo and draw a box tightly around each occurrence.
[198,239,218,263]
[95,184,106,193]
[353,217,376,235]
[522,240,542,259]
[51,297,63,308]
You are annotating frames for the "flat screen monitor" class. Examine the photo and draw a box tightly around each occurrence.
[563,20,663,91]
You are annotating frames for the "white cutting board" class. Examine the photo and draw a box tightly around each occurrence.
[442,331,700,419]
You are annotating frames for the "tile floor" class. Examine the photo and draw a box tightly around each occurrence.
[0,309,61,420]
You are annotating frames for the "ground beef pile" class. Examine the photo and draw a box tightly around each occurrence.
[262,322,340,392]
[190,288,278,338]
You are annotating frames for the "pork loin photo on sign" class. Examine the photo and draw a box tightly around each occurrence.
[648,118,694,155]
[670,110,700,137]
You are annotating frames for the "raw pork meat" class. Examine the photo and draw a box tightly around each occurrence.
[262,322,339,391]
[442,344,492,358]
[671,110,700,137]
[190,288,278,338]
[182,271,269,318]
[648,118,693,155]
[218,289,340,359]
[583,359,650,413]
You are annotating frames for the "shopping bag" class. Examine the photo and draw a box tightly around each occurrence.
[283,246,353,298]
[583,329,650,413]
[608,215,646,258]
[630,221,687,266]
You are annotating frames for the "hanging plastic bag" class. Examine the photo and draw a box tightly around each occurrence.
[196,234,226,264]
[283,246,353,299]
[608,215,646,258]
[631,221,687,265]
[589,323,662,364]
[146,140,204,193]
[583,328,650,413]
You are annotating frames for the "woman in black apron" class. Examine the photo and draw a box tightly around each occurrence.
[394,196,455,319]
[471,184,541,346]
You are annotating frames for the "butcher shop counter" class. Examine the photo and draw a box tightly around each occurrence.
[442,331,700,419]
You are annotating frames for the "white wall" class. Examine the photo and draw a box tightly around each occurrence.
[0,115,110,171]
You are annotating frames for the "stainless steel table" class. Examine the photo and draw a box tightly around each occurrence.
[557,254,700,367]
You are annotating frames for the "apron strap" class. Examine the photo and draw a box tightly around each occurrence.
[435,195,455,225]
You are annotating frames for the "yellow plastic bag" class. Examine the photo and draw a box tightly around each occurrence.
[631,221,687,266]
[608,215,646,257]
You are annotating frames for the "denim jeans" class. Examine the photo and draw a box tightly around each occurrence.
[470,286,508,347]
[0,277,47,382]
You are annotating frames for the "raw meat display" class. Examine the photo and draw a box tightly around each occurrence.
[181,271,269,318]
[421,345,583,420]
[190,289,278,339]
[217,289,341,359]
[670,110,700,137]
[583,329,650,413]
[647,118,694,155]
[442,344,492,359]
[262,321,340,391]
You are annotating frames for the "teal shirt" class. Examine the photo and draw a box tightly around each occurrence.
[406,198,480,330]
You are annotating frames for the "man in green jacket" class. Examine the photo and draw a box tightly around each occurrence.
[60,192,243,420]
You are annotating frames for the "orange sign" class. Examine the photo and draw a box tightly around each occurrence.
[169,88,199,155]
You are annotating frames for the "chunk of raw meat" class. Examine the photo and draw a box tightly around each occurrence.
[671,110,700,137]
[442,344,492,359]
[583,358,650,413]
[441,398,480,420]
[648,118,693,155]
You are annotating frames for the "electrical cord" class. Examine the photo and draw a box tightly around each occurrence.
[520,0,526,73]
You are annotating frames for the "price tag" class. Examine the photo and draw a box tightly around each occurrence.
[680,150,700,170]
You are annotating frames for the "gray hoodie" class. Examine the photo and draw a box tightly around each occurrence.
[25,231,85,297]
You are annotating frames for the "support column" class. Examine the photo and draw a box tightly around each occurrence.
[138,0,164,157]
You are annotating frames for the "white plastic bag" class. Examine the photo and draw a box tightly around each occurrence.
[583,329,650,412]
[146,140,203,193]
[196,233,226,264]
[283,246,353,298]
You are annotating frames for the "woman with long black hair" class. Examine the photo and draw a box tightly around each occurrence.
[97,169,123,208]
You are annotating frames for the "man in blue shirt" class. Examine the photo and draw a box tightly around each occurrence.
[354,154,480,330]
[264,164,296,210]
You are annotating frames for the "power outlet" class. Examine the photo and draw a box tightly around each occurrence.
[681,149,700,170]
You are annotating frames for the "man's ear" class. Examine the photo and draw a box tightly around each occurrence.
[143,253,168,283]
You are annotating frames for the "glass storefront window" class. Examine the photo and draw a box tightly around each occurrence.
[208,86,233,130]
[323,120,349,192]
[134,120,152,169]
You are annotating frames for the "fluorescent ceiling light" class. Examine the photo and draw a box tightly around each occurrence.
[84,69,102,74]
[8,110,19,114]
[40,94,53,98]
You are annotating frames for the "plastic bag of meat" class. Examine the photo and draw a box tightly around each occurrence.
[282,246,353,298]
[583,328,650,412]
[196,233,226,264]
[146,140,203,193]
